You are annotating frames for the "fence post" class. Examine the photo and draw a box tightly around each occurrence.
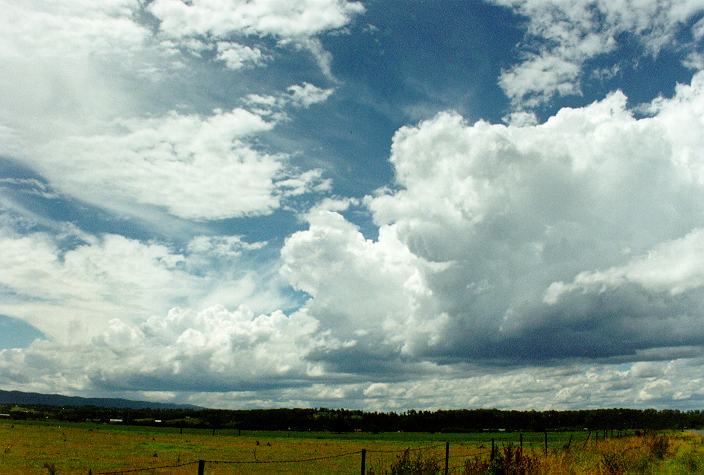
[491,439,495,461]
[197,459,205,475]
[360,448,366,475]
[544,431,547,456]
[519,432,523,450]
[444,441,449,475]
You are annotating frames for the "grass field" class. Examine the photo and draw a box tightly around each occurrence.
[1,419,702,474]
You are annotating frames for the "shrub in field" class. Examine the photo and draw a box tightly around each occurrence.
[487,445,541,475]
[676,449,701,472]
[600,451,627,475]
[647,434,670,459]
[390,448,441,475]
[463,456,490,474]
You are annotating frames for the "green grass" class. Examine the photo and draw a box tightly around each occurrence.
[0,419,699,474]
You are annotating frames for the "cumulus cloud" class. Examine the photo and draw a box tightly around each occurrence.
[29,108,286,220]
[0,1,150,148]
[244,83,335,116]
[149,0,364,41]
[0,305,322,395]
[0,210,289,344]
[215,41,267,70]
[491,0,704,106]
[88,305,321,392]
[12,104,333,221]
[3,327,703,408]
[0,1,147,60]
[0,230,194,342]
[287,83,336,108]
[545,228,704,304]
[187,235,267,259]
[5,64,704,404]
[281,207,454,373]
[149,0,364,77]
[310,71,704,364]
[1,2,336,223]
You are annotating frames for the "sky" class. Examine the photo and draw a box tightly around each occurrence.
[1,0,704,411]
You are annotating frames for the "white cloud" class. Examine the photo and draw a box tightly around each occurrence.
[502,110,538,127]
[0,1,147,60]
[10,70,703,402]
[545,228,704,304]
[0,2,152,150]
[491,0,704,106]
[216,41,267,70]
[287,82,335,108]
[26,109,284,220]
[243,83,335,114]
[694,16,704,40]
[354,72,704,361]
[0,212,292,344]
[3,332,704,408]
[149,0,364,41]
[0,305,322,395]
[684,51,704,70]
[499,53,582,107]
[0,230,194,342]
[187,235,267,259]
[0,3,336,224]
[17,106,334,221]
[281,207,449,370]
[278,169,333,198]
[148,0,364,78]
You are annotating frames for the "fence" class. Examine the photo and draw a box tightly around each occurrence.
[92,430,634,474]
[95,443,465,474]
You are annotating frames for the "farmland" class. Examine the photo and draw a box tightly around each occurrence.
[1,419,703,474]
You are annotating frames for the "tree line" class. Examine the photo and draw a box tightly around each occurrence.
[2,404,703,432]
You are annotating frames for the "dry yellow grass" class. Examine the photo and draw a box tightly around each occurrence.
[0,421,467,474]
[1,420,702,474]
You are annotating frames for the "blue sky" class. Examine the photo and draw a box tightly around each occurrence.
[2,0,704,410]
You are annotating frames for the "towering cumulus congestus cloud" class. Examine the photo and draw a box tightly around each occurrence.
[282,72,704,367]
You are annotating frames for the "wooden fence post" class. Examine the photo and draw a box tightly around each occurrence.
[444,441,449,475]
[544,431,547,456]
[197,459,205,475]
[491,439,495,461]
[360,448,366,475]
[519,433,523,450]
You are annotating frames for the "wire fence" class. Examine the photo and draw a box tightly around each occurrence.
[92,430,637,474]
[94,443,474,474]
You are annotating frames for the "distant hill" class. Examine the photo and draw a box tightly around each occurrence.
[0,389,201,410]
